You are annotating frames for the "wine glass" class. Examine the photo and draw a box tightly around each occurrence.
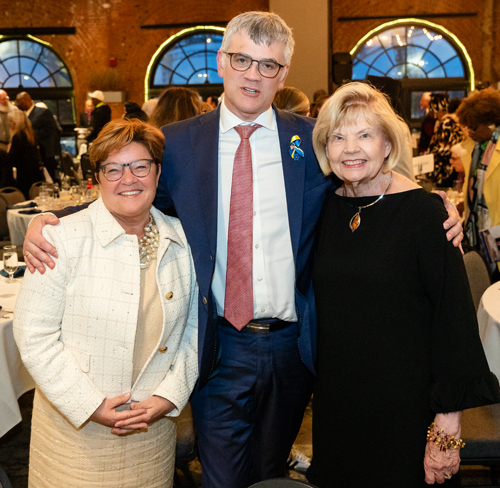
[3,246,18,283]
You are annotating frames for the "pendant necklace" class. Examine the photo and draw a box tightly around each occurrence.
[343,171,393,232]
[139,214,160,269]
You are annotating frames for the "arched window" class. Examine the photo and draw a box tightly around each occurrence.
[350,20,473,124]
[0,36,75,130]
[146,26,225,99]
[0,37,72,89]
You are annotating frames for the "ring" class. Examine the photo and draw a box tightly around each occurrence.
[444,473,452,479]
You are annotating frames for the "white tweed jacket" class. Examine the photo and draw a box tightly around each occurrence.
[14,198,198,428]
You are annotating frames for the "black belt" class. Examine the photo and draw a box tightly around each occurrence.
[218,316,292,334]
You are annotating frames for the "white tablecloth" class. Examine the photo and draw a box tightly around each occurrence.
[478,282,500,382]
[0,270,35,438]
[6,207,36,246]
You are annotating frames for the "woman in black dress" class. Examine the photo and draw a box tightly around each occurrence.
[308,82,500,487]
[8,110,42,199]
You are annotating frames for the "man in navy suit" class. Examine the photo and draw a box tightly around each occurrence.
[23,11,463,488]
[152,13,330,487]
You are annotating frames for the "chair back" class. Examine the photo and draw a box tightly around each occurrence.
[464,250,491,312]
[60,151,80,185]
[29,182,54,200]
[460,403,500,483]
[0,187,26,207]
[80,153,97,185]
[249,480,317,488]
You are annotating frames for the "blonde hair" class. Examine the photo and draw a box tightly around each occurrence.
[89,119,164,175]
[273,87,310,116]
[312,82,412,176]
[8,109,35,145]
[221,11,294,65]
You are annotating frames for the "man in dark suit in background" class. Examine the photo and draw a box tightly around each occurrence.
[16,91,61,181]
[79,99,94,128]
[87,90,111,143]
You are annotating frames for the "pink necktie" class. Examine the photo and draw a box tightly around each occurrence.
[224,124,261,330]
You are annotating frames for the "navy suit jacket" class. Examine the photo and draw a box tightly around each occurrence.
[156,107,333,388]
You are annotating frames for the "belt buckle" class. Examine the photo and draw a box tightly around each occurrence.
[246,321,270,333]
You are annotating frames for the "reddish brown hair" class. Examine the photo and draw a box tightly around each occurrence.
[88,119,164,173]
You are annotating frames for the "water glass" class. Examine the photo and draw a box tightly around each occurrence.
[71,185,82,203]
[3,246,18,283]
[46,188,54,209]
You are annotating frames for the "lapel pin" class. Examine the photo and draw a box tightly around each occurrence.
[289,135,305,160]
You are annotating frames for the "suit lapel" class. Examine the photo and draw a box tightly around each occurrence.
[276,109,305,262]
[190,109,220,257]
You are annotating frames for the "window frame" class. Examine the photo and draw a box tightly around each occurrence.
[145,26,225,100]
[0,35,75,130]
[350,19,473,127]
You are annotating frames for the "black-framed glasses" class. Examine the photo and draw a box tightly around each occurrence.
[100,159,153,181]
[223,52,285,78]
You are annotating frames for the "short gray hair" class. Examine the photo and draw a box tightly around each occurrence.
[221,11,295,65]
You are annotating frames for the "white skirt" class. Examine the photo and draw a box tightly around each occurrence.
[28,388,176,488]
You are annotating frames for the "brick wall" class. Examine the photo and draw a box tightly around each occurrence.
[1,0,267,122]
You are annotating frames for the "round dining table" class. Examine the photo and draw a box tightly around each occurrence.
[0,265,35,438]
[478,282,500,382]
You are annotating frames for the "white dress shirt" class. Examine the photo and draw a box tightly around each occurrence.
[213,101,297,322]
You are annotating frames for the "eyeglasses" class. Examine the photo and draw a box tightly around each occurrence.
[223,52,285,79]
[100,159,153,181]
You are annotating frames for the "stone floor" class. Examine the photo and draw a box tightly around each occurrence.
[0,391,494,487]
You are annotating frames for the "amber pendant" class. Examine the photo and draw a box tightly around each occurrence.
[349,210,361,232]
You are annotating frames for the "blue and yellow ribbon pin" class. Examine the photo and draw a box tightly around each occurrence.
[289,135,305,160]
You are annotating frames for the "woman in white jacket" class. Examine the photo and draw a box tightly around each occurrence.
[14,119,198,488]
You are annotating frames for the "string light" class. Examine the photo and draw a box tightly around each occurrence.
[423,28,442,41]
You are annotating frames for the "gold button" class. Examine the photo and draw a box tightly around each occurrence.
[203,296,207,305]
[158,346,168,354]
[166,292,173,300]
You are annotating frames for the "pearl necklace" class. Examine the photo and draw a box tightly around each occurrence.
[139,214,160,269]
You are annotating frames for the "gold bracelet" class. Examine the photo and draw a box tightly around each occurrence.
[426,422,465,451]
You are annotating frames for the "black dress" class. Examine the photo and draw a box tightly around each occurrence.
[308,188,500,488]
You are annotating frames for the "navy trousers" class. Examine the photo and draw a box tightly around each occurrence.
[190,320,313,488]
